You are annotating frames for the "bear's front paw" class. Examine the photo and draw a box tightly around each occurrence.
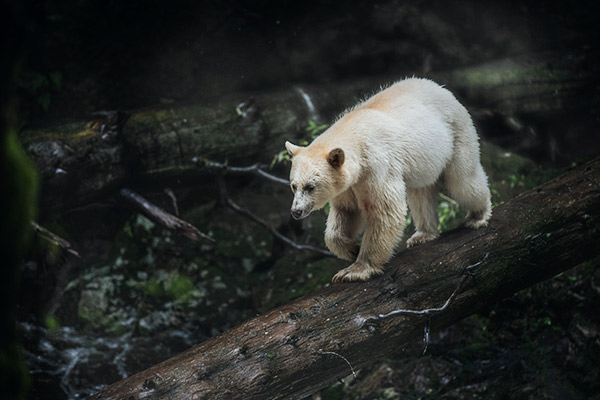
[332,261,383,283]
[406,231,439,248]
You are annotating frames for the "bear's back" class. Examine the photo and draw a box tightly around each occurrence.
[359,78,461,117]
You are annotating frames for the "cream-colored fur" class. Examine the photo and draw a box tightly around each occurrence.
[285,78,491,282]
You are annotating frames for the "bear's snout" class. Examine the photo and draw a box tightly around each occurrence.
[291,208,304,220]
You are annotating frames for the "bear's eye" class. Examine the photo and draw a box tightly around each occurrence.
[304,183,315,192]
[291,184,297,193]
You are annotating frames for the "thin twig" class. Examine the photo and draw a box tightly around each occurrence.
[374,253,488,320]
[439,192,460,207]
[198,157,332,256]
[31,221,80,258]
[198,159,290,185]
[320,351,357,378]
[367,253,489,354]
[217,177,334,257]
[164,188,179,216]
[120,188,214,242]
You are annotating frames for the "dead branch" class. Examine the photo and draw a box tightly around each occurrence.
[202,158,334,257]
[30,221,80,258]
[119,188,214,242]
[198,158,290,185]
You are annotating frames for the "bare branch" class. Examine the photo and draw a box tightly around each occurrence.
[31,221,80,258]
[197,158,290,185]
[120,188,214,242]
[217,177,334,257]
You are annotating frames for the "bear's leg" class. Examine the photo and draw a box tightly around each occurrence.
[406,185,439,247]
[324,207,362,261]
[332,191,406,282]
[444,161,492,229]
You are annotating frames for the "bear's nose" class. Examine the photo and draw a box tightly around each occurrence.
[291,208,303,219]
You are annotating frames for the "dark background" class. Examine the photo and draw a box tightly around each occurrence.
[3,0,599,399]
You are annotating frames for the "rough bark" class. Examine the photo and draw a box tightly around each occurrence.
[22,53,594,212]
[89,158,600,400]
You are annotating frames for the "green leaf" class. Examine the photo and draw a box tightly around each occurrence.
[44,314,60,332]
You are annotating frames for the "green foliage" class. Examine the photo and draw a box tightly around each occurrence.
[437,193,461,231]
[44,314,61,332]
[502,173,525,189]
[489,185,503,207]
[270,120,329,168]
[270,149,292,169]
[164,273,195,300]
[306,119,329,138]
[144,278,164,298]
[145,272,201,302]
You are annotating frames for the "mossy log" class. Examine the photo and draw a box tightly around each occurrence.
[89,158,599,400]
[22,53,593,212]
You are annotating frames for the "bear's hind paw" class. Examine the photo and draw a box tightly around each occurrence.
[464,209,491,229]
[332,261,383,283]
[406,231,439,248]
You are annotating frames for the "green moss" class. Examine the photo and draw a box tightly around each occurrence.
[20,121,98,142]
[164,273,195,300]
[145,278,164,298]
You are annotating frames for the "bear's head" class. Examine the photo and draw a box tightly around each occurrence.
[285,141,346,220]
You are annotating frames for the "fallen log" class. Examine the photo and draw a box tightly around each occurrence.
[89,158,600,400]
[22,52,595,212]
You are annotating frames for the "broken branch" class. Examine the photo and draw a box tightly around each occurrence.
[119,188,214,242]
[30,221,80,258]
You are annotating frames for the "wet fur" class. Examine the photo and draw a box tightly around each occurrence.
[286,78,492,282]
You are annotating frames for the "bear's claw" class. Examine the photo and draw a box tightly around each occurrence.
[406,231,439,248]
[332,261,383,283]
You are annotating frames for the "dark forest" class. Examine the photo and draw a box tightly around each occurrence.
[1,1,599,399]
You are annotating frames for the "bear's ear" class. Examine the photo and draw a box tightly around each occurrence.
[285,141,302,158]
[327,148,345,169]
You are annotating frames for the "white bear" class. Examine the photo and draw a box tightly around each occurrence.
[285,78,491,282]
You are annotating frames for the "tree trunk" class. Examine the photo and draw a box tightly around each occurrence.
[22,53,594,212]
[88,158,600,400]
